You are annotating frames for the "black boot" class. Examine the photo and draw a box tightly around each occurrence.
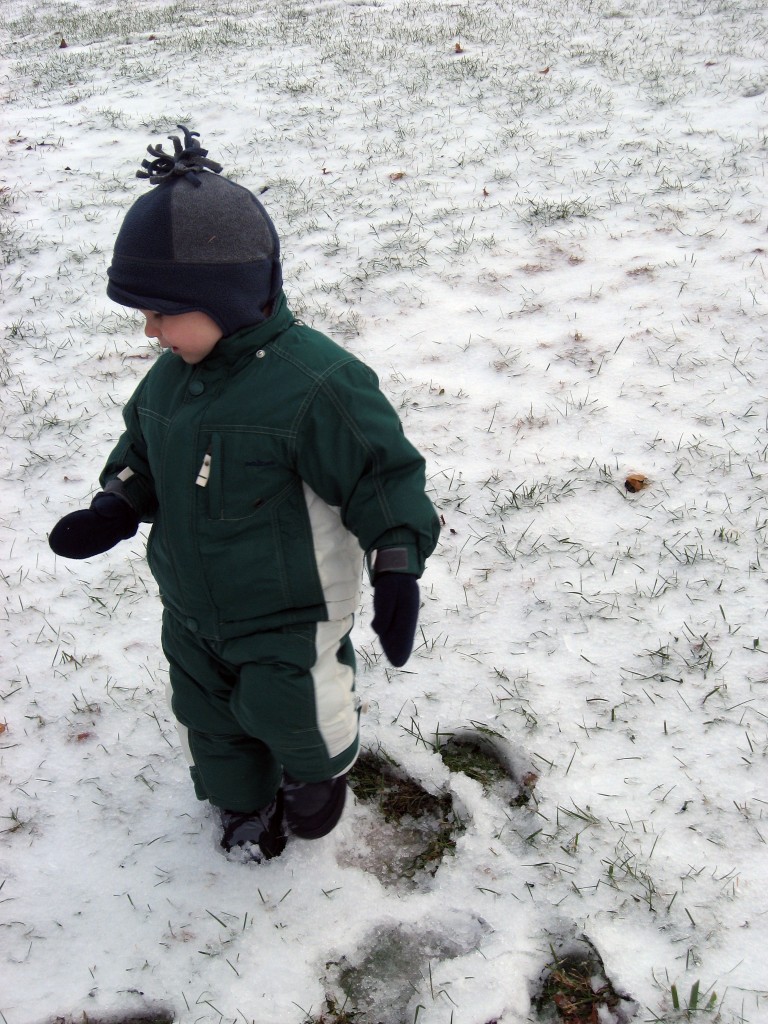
[220,789,286,861]
[282,772,348,840]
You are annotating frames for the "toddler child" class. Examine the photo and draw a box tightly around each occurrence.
[49,127,440,861]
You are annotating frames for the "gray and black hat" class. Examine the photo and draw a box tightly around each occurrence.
[107,126,282,337]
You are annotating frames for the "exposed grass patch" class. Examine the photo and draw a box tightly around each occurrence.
[438,730,539,808]
[348,749,463,878]
[440,735,509,788]
[534,938,636,1024]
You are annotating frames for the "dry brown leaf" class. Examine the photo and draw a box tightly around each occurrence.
[625,473,650,493]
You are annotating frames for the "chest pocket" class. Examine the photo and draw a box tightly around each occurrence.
[205,431,297,521]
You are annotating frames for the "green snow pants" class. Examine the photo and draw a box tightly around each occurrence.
[161,610,360,813]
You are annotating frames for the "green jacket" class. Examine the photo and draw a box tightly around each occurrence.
[100,294,440,640]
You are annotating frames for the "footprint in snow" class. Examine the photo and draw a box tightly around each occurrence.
[337,731,537,889]
[533,932,638,1024]
[322,913,489,1024]
[337,747,464,891]
[437,726,539,810]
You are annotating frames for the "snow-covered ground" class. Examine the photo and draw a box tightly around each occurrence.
[1,0,767,1021]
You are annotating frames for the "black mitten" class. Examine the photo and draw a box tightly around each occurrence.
[372,573,420,667]
[49,492,139,560]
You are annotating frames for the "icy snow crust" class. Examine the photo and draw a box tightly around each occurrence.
[1,0,767,1021]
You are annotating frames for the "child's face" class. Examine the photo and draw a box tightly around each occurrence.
[141,310,223,364]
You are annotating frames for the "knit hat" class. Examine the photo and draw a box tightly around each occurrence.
[107,126,282,337]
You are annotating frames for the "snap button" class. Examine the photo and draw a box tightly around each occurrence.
[185,617,198,632]
[188,380,205,396]
[256,349,266,359]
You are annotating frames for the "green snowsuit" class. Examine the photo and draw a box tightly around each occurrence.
[100,294,440,810]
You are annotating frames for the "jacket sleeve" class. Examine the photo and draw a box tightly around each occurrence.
[98,377,159,522]
[293,358,440,577]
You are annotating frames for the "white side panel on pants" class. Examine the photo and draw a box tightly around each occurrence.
[310,615,360,764]
[166,677,195,766]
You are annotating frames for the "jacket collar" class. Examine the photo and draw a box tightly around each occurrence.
[199,292,294,372]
